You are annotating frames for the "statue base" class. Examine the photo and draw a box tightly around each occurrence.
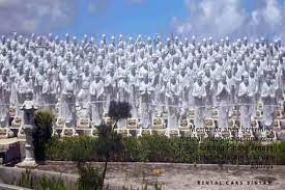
[0,128,14,138]
[60,128,79,137]
[91,128,99,137]
[11,116,22,128]
[165,128,181,138]
[17,127,26,139]
[16,159,38,168]
[116,128,130,137]
[137,128,152,137]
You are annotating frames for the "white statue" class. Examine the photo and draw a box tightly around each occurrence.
[17,69,33,117]
[104,66,117,114]
[42,69,57,110]
[193,74,207,129]
[117,74,131,128]
[0,69,11,130]
[77,64,91,109]
[216,73,231,129]
[165,76,181,135]
[33,63,45,107]
[261,76,278,130]
[59,71,77,129]
[238,73,254,129]
[128,66,139,117]
[90,72,104,127]
[139,74,154,129]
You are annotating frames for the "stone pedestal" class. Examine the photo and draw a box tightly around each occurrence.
[16,100,38,168]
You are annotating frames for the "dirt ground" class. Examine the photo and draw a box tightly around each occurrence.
[37,162,285,190]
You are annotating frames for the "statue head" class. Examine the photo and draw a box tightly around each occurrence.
[38,63,45,74]
[139,49,144,58]
[243,36,248,45]
[119,34,123,41]
[143,73,149,83]
[255,39,260,47]
[202,38,207,46]
[221,72,227,83]
[170,76,176,84]
[61,64,67,73]
[46,69,53,80]
[48,33,53,41]
[192,36,196,44]
[72,36,77,44]
[88,52,93,62]
[237,39,241,47]
[25,91,33,101]
[210,61,215,70]
[122,74,128,83]
[147,36,152,44]
[197,75,203,86]
[184,37,189,47]
[101,34,106,42]
[97,56,103,66]
[261,36,265,44]
[243,73,249,85]
[265,75,272,85]
[226,68,232,78]
[111,35,115,44]
[66,53,71,61]
[1,35,6,44]
[2,48,7,56]
[220,38,225,46]
[24,68,30,80]
[249,70,255,78]
[8,52,12,61]
[13,32,18,40]
[2,68,9,81]
[65,33,70,41]
[54,36,60,44]
[94,71,101,82]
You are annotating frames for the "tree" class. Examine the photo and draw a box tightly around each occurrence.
[77,101,131,190]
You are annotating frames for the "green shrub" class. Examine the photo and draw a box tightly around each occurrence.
[37,176,67,190]
[45,135,97,161]
[44,136,285,165]
[77,163,103,190]
[33,110,53,161]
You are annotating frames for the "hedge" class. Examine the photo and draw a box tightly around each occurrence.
[44,136,285,165]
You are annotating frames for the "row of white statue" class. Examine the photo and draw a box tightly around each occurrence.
[0,32,284,138]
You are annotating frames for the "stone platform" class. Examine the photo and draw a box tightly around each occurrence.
[0,138,25,165]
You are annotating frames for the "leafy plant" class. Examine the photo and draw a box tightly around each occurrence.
[33,110,53,161]
[77,163,103,190]
[37,176,67,190]
[18,169,33,189]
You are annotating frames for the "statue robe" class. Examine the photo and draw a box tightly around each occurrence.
[90,80,104,127]
[166,82,180,129]
[139,81,154,129]
[0,78,11,127]
[238,82,254,129]
[59,80,77,127]
[193,82,207,128]
[216,81,231,129]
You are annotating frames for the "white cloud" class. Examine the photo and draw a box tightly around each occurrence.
[262,0,282,26]
[174,0,285,40]
[0,0,75,34]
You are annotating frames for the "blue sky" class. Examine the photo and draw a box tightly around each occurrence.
[55,0,187,39]
[0,0,284,41]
